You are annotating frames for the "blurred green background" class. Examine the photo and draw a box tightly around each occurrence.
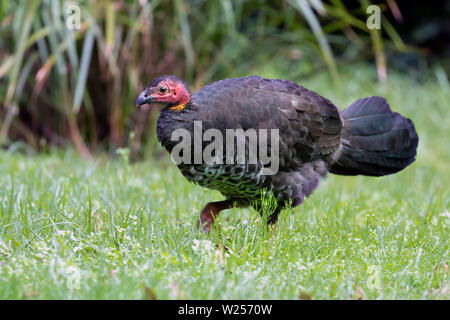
[0,0,449,159]
[0,0,449,300]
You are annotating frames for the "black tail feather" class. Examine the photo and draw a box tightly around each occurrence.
[330,96,418,177]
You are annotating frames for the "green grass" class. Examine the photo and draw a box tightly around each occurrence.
[0,67,449,299]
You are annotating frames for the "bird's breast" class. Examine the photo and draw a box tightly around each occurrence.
[178,162,270,202]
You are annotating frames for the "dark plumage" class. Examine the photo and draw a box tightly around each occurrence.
[136,75,418,231]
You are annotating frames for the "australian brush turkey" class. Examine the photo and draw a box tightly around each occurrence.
[136,75,418,231]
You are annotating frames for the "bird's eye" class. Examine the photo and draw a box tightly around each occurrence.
[159,86,167,93]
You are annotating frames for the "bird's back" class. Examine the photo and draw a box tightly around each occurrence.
[192,76,343,170]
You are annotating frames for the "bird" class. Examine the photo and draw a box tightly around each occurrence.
[136,75,418,232]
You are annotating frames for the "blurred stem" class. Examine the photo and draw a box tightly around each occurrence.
[361,0,387,84]
[291,0,340,86]
[1,0,41,144]
[174,0,195,81]
[370,27,387,84]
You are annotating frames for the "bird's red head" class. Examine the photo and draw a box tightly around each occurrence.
[136,75,190,111]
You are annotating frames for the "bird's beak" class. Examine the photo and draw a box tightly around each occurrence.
[136,90,155,107]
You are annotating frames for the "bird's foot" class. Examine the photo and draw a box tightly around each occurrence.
[197,203,219,232]
[197,200,236,233]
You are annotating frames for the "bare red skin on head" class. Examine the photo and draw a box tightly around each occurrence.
[153,80,190,109]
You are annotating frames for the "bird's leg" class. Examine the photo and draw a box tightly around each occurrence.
[198,200,236,232]
[265,206,282,226]
[266,207,281,239]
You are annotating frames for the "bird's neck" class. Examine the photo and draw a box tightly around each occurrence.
[168,88,191,111]
[156,99,198,151]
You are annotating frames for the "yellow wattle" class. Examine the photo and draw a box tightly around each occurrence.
[169,101,187,111]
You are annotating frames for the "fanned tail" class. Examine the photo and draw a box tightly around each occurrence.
[330,96,418,176]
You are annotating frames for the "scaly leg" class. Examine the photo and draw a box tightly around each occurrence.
[198,200,239,232]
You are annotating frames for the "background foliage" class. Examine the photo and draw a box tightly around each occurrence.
[1,0,448,159]
[0,1,449,300]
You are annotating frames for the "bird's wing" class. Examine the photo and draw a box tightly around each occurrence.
[193,76,343,171]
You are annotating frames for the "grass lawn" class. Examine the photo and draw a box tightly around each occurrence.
[0,67,448,299]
